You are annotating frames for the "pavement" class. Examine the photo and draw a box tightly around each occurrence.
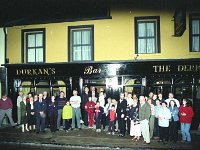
[0,125,200,150]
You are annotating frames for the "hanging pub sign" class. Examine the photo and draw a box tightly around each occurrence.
[174,9,186,36]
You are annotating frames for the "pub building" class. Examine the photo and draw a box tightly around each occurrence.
[0,0,200,128]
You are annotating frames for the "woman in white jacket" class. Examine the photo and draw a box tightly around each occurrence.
[157,101,171,145]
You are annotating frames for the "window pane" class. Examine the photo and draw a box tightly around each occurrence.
[147,23,155,37]
[73,46,82,61]
[192,36,199,51]
[138,39,146,53]
[28,34,35,47]
[36,48,43,62]
[192,20,200,34]
[82,46,91,60]
[147,38,156,53]
[138,23,146,37]
[82,30,91,44]
[36,33,43,47]
[28,48,35,62]
[73,31,81,45]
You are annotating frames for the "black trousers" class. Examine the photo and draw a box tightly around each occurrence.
[49,112,57,132]
[118,117,126,136]
[108,121,115,132]
[169,120,179,142]
[64,119,71,130]
[154,118,160,137]
[126,119,130,134]
[101,114,106,129]
[96,118,101,129]
[36,115,46,132]
[159,126,169,142]
[81,109,88,126]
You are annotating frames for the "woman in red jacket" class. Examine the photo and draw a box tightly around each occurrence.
[179,99,194,143]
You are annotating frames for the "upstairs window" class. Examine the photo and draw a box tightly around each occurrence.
[190,15,200,52]
[135,16,160,54]
[22,29,45,63]
[68,25,94,62]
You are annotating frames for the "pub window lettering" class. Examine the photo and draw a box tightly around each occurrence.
[135,16,160,54]
[190,17,200,52]
[68,25,94,62]
[22,29,45,63]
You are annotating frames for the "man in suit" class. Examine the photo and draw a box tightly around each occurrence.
[34,93,47,133]
[116,92,127,137]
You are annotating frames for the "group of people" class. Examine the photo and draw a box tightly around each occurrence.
[0,86,194,145]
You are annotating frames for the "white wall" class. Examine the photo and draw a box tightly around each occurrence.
[0,28,6,98]
[0,28,5,65]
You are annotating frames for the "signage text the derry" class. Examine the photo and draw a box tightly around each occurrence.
[153,65,200,73]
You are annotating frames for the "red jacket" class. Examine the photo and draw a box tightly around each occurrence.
[85,101,95,113]
[179,105,194,123]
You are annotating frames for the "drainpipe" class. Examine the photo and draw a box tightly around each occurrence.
[3,27,8,95]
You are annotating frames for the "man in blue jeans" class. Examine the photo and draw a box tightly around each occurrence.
[70,90,81,130]
[56,91,67,131]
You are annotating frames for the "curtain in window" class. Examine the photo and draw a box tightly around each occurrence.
[73,29,91,61]
[138,22,156,53]
[146,23,155,53]
[27,32,44,62]
[192,20,200,51]
[138,23,146,53]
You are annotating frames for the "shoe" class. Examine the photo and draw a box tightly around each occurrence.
[56,129,59,131]
[181,140,186,143]
[107,132,111,135]
[112,132,115,135]
[71,128,74,131]
[36,131,39,134]
[143,142,150,145]
[163,141,168,145]
[157,140,162,142]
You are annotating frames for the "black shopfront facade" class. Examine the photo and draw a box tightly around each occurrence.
[4,59,200,128]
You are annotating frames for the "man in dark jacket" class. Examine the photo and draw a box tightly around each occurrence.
[34,93,47,133]
[81,86,89,127]
[116,92,127,137]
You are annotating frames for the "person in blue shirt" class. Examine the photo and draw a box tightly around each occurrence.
[168,100,179,143]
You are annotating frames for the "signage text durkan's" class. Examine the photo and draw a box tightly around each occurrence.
[16,68,56,76]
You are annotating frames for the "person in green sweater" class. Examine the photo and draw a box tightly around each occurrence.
[62,101,72,131]
[139,96,151,145]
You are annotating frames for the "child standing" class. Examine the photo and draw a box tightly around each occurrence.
[85,97,96,128]
[107,104,116,135]
[94,101,104,132]
[62,101,72,131]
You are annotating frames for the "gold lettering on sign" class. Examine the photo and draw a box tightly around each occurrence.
[153,65,171,73]
[178,65,200,72]
[16,68,56,76]
[84,66,101,75]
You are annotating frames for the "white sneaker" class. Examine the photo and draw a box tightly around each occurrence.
[80,120,84,124]
[112,132,115,135]
[107,132,111,135]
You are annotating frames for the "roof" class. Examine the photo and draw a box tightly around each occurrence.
[0,0,110,27]
[0,0,200,27]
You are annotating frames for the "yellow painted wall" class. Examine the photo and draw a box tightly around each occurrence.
[7,7,200,64]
